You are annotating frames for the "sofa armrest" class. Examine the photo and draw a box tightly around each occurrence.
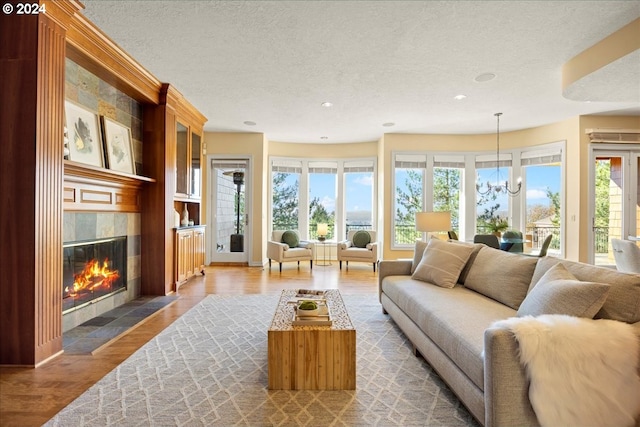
[267,240,287,260]
[378,260,413,301]
[483,326,539,427]
[299,241,314,261]
[299,240,315,250]
[367,242,378,259]
[337,240,352,251]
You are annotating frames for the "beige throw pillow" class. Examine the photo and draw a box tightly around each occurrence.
[464,247,538,309]
[411,240,429,274]
[518,263,610,318]
[447,240,484,285]
[530,257,640,323]
[411,238,475,288]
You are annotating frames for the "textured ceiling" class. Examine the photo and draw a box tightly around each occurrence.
[81,1,640,143]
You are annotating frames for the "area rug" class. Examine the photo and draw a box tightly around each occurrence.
[45,293,479,426]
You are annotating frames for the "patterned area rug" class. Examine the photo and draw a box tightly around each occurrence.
[45,293,480,426]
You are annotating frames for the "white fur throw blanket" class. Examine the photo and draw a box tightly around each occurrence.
[493,315,640,427]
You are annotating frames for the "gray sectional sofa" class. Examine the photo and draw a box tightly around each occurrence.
[379,238,640,427]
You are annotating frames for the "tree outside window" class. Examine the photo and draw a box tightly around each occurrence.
[272,172,299,230]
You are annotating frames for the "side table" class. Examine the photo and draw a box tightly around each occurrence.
[315,240,335,266]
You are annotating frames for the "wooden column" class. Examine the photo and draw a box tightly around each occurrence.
[141,86,176,295]
[0,1,80,366]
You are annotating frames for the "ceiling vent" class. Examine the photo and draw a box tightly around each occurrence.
[586,128,640,143]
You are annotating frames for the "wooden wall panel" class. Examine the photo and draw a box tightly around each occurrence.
[0,7,73,366]
[0,10,39,367]
[34,14,66,365]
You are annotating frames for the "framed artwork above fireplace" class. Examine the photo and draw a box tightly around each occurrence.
[102,117,135,174]
[64,100,104,168]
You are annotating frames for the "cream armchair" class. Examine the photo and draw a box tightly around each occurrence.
[337,230,378,272]
[267,230,315,272]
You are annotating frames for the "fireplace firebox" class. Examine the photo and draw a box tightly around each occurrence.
[63,237,127,314]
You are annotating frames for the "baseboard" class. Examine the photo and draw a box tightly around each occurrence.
[209,262,249,267]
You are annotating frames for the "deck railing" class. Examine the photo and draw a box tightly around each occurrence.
[275,222,611,253]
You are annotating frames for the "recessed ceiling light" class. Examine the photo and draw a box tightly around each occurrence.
[243,121,256,126]
[474,73,496,83]
[454,94,467,100]
[382,122,395,127]
[321,102,333,108]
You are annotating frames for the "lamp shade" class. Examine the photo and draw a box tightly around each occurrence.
[415,212,451,233]
[317,223,328,236]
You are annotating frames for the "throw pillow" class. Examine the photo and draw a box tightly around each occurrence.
[352,230,371,248]
[411,238,475,288]
[518,264,611,318]
[281,230,299,248]
[411,239,429,274]
[530,257,640,323]
[464,247,538,310]
[447,240,484,285]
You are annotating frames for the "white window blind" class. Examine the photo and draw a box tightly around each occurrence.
[344,160,374,173]
[434,155,465,168]
[475,153,512,168]
[395,154,427,168]
[520,148,562,166]
[308,161,337,174]
[272,159,302,174]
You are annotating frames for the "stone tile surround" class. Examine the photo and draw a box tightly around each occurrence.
[63,212,142,332]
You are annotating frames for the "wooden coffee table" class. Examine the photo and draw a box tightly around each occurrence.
[267,289,356,390]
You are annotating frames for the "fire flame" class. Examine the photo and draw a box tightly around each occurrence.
[66,258,120,296]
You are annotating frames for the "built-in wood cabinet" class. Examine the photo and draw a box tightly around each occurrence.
[175,118,204,226]
[175,226,206,287]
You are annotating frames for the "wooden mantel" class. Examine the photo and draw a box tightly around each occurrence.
[64,160,154,213]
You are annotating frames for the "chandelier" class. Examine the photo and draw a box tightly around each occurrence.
[476,112,522,197]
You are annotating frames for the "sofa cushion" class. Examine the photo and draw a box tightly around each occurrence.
[281,230,299,248]
[412,238,475,289]
[411,240,429,274]
[464,247,538,310]
[530,257,640,323]
[382,276,516,391]
[448,240,484,285]
[352,230,371,248]
[517,263,610,317]
[342,247,372,259]
[282,247,312,259]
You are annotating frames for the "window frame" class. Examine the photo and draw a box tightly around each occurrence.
[269,156,377,241]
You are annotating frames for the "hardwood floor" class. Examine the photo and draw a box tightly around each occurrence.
[0,264,379,426]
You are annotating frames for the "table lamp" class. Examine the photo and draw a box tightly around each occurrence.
[415,212,452,241]
[317,223,328,241]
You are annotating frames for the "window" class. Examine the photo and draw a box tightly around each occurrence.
[433,155,464,233]
[344,160,375,239]
[391,143,563,249]
[271,160,301,231]
[308,161,337,240]
[393,154,426,246]
[475,153,512,234]
[270,157,377,241]
[522,148,562,255]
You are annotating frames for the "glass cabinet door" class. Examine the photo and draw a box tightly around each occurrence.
[176,122,188,195]
[191,132,201,198]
